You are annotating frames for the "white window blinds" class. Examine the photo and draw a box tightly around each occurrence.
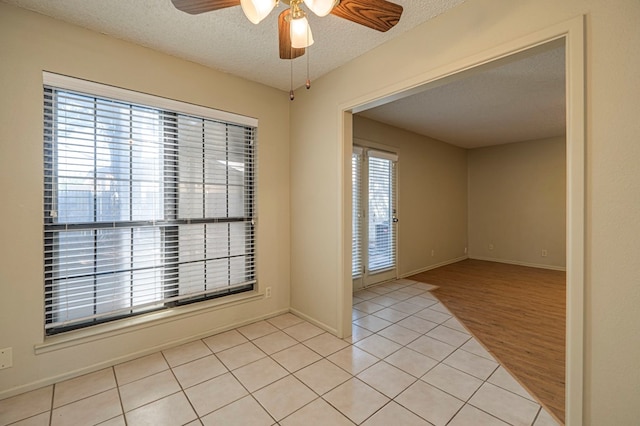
[352,147,397,280]
[367,150,397,273]
[352,147,363,278]
[43,74,257,334]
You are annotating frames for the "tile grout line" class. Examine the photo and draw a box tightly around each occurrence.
[113,365,128,426]
[228,370,274,422]
[161,348,201,425]
[38,369,125,425]
[531,405,544,426]
[48,380,55,426]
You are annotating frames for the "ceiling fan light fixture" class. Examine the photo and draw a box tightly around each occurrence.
[304,0,338,17]
[240,0,277,24]
[290,15,314,48]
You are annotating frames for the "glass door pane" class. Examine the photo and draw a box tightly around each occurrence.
[352,147,397,289]
[367,156,395,273]
[352,150,363,278]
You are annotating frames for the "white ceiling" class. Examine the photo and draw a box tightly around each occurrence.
[358,41,566,148]
[3,0,566,148]
[2,0,466,91]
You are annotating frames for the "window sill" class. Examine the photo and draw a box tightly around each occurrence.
[34,289,264,355]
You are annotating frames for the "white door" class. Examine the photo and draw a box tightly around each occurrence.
[352,147,398,290]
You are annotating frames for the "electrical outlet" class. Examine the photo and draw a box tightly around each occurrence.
[488,244,494,251]
[0,348,12,369]
[541,249,548,257]
[265,287,272,298]
[431,249,435,257]
[464,247,467,254]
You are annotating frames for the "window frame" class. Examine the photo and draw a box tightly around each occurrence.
[42,72,258,335]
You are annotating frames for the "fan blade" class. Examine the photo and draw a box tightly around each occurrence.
[279,9,306,60]
[331,0,403,32]
[171,0,240,15]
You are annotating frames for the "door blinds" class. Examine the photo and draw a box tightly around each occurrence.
[43,74,257,334]
[367,150,397,273]
[352,147,398,279]
[352,147,363,278]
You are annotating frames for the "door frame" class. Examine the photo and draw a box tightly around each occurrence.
[339,16,585,424]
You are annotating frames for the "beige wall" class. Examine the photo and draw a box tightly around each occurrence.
[2,0,640,423]
[289,0,640,424]
[0,4,290,398]
[353,116,468,277]
[353,117,564,274]
[468,137,566,269]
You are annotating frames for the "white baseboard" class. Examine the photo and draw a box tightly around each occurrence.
[469,256,566,271]
[400,256,469,278]
[289,308,338,336]
[0,308,290,401]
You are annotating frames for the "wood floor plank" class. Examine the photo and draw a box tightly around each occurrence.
[409,259,565,424]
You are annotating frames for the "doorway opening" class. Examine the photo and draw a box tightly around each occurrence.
[342,18,585,424]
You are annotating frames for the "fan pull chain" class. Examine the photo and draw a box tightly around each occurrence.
[290,59,295,101]
[290,23,311,100]
[306,29,311,89]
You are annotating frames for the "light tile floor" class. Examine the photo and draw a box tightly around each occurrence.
[0,279,561,426]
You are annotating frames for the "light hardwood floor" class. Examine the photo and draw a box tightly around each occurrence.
[409,259,566,424]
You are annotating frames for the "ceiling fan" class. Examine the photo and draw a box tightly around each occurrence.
[170,0,404,60]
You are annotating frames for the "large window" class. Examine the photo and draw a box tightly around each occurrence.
[43,74,257,335]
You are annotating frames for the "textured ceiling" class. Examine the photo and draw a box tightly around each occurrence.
[2,0,466,91]
[358,41,566,148]
[4,0,566,147]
